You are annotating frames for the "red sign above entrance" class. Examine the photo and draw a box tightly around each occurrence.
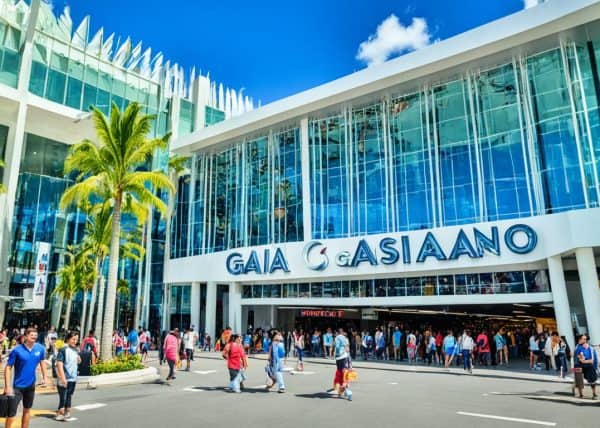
[300,310,344,318]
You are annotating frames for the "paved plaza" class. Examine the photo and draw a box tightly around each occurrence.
[13,353,598,428]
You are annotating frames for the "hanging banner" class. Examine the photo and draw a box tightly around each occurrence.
[23,242,51,311]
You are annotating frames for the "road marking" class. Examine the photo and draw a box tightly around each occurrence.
[457,412,556,426]
[73,403,107,411]
[290,370,315,375]
[194,370,217,375]
[281,367,294,372]
[183,387,205,392]
[388,382,398,385]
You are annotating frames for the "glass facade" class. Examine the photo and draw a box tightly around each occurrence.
[242,270,550,299]
[173,127,303,257]
[307,44,600,239]
[205,105,225,127]
[173,40,600,255]
[9,134,84,298]
[0,19,20,87]
[29,30,169,135]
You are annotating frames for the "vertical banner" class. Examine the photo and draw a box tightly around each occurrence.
[24,242,51,310]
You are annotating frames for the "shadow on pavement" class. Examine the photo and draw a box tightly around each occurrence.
[294,392,340,400]
[181,385,270,394]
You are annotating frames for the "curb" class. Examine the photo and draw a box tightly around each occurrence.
[87,367,160,389]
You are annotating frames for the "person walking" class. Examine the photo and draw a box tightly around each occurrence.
[80,330,98,361]
[460,330,474,374]
[4,327,48,428]
[424,330,436,365]
[222,335,247,393]
[494,329,506,366]
[529,332,540,370]
[323,328,333,359]
[113,330,124,357]
[266,331,286,393]
[443,330,456,368]
[332,328,352,401]
[293,329,304,371]
[392,327,402,361]
[375,328,386,360]
[163,329,179,381]
[183,327,198,371]
[311,330,320,357]
[477,330,491,367]
[557,336,569,379]
[573,334,598,399]
[55,331,80,422]
[406,331,417,364]
[127,327,139,355]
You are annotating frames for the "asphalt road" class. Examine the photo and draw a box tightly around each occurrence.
[23,355,599,428]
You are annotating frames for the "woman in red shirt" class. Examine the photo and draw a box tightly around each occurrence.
[163,329,180,381]
[222,334,247,393]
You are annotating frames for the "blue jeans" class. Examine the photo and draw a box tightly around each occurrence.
[311,343,320,357]
[229,368,242,392]
[462,350,472,370]
[275,370,285,390]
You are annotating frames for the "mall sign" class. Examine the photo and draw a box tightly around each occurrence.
[225,224,537,276]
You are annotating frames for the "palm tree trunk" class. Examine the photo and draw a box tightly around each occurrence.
[134,221,147,327]
[101,195,122,360]
[80,290,88,333]
[95,274,105,348]
[53,294,64,330]
[64,297,73,332]
[86,258,100,334]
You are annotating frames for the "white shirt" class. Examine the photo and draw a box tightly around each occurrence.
[461,335,474,351]
[529,336,538,351]
[184,331,196,350]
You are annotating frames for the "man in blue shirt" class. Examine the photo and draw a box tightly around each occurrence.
[4,327,48,428]
[128,327,139,355]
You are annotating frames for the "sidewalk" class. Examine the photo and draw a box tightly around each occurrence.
[193,351,573,384]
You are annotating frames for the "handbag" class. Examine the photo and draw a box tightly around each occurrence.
[344,368,358,382]
[0,392,22,418]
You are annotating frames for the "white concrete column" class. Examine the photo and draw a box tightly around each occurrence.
[547,256,575,351]
[190,282,201,331]
[269,305,276,329]
[0,0,39,306]
[300,117,312,242]
[228,282,242,333]
[576,248,600,346]
[205,282,217,346]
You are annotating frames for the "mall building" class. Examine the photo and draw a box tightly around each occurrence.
[0,0,250,329]
[167,0,600,349]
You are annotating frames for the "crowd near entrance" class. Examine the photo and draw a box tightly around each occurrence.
[232,304,568,371]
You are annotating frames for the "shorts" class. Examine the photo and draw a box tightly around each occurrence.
[336,357,350,372]
[445,347,455,356]
[15,383,35,410]
[185,349,194,360]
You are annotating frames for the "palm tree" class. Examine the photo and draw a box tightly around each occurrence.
[53,246,95,331]
[81,202,144,340]
[60,102,174,360]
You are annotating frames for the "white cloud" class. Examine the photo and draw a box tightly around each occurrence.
[356,15,431,67]
[524,0,540,9]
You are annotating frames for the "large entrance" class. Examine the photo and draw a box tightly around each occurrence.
[275,303,556,337]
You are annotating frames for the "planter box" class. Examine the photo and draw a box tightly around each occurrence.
[87,367,159,389]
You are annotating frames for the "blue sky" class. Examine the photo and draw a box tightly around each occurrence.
[64,0,537,105]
